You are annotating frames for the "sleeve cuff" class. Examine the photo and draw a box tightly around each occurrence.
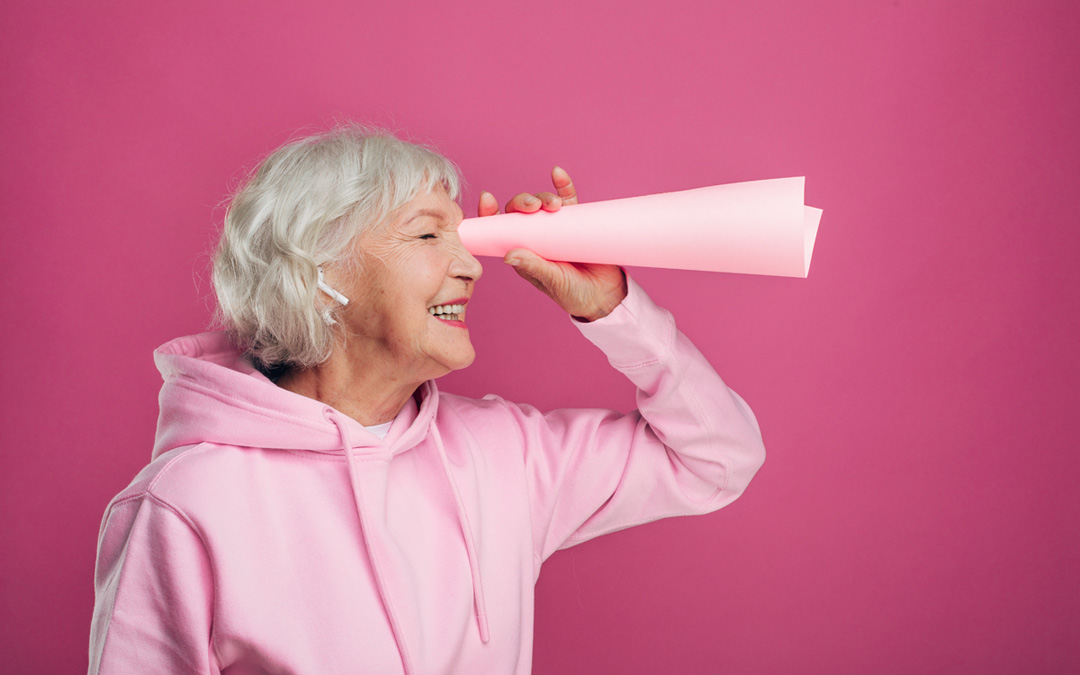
[572,275,676,369]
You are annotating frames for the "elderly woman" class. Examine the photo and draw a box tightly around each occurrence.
[89,126,766,674]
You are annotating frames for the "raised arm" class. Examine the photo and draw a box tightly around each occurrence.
[478,169,765,563]
[487,277,766,563]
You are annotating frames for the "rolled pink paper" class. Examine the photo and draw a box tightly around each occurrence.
[458,177,822,278]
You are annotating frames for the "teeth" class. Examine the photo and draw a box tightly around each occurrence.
[428,303,465,316]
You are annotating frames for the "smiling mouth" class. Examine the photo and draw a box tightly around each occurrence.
[428,302,466,322]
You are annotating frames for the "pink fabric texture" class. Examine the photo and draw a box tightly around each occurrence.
[89,278,765,674]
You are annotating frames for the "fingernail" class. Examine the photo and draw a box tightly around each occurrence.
[524,196,539,206]
[506,257,520,267]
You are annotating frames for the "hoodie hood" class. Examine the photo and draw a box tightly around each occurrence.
[152,332,438,461]
[151,332,490,663]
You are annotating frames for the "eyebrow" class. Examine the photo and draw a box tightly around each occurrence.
[401,209,452,227]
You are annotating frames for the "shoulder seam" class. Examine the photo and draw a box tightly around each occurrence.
[147,442,213,493]
[96,490,223,670]
[142,490,225,668]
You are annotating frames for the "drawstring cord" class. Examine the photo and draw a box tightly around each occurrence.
[328,410,417,675]
[431,424,491,644]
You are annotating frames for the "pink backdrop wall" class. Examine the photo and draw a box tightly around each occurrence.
[2,1,1077,672]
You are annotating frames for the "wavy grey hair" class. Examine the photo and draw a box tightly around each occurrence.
[212,124,461,370]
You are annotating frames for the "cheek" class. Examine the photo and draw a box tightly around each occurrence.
[379,246,447,285]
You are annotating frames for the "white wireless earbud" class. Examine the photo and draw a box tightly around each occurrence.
[317,268,350,306]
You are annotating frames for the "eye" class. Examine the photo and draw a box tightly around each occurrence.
[418,233,438,240]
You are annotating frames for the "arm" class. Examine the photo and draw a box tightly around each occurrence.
[480,169,765,562]
[90,494,217,674]
[504,276,766,562]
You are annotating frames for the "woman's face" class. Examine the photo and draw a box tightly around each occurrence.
[335,186,484,384]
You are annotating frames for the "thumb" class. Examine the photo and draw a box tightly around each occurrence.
[504,248,560,296]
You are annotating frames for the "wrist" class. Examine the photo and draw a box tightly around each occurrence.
[572,269,628,322]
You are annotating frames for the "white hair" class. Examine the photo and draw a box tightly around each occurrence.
[212,124,461,370]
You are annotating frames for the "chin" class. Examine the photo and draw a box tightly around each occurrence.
[428,348,476,379]
[451,351,476,371]
[448,347,477,372]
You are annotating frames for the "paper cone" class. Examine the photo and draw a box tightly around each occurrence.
[458,177,822,278]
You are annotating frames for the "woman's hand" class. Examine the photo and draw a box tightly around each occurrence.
[477,167,627,322]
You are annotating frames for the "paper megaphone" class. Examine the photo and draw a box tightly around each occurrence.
[458,177,822,278]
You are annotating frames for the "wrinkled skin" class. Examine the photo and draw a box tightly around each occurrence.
[279,167,627,426]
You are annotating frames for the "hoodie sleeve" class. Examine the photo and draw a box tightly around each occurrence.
[509,276,766,563]
[89,492,217,675]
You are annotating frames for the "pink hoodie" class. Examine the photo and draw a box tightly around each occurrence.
[89,278,765,674]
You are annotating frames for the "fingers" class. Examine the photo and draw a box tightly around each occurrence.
[505,192,562,214]
[503,193,538,214]
[477,191,499,217]
[551,166,578,205]
[480,166,576,216]
[536,192,562,211]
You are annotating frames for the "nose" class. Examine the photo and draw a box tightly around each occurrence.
[450,236,484,283]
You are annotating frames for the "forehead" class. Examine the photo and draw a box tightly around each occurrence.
[388,188,463,228]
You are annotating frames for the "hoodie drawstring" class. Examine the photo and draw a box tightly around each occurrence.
[329,407,491,669]
[431,423,491,644]
[328,411,417,675]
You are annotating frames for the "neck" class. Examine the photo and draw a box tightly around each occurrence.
[276,344,425,427]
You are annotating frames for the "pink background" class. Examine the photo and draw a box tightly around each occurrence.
[2,1,1077,672]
